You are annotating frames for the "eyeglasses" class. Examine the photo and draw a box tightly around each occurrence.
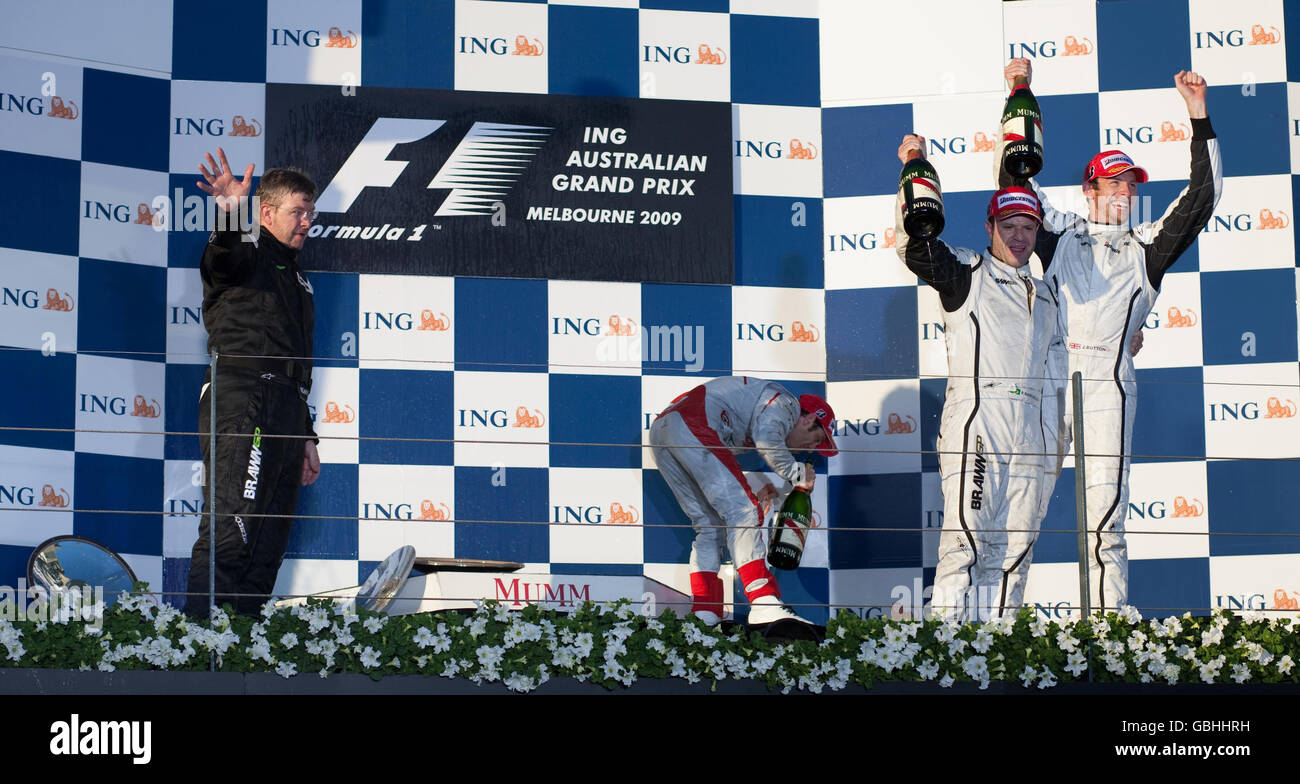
[275,205,318,223]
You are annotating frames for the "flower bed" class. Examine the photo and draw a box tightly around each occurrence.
[2,596,1296,693]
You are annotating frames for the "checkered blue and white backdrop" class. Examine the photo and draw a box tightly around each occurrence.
[1,0,1297,624]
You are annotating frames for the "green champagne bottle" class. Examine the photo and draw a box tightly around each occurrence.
[1000,79,1044,179]
[768,486,812,570]
[899,150,944,240]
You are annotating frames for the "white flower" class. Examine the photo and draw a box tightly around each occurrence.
[934,623,957,643]
[1037,667,1057,689]
[415,655,430,668]
[1064,651,1088,677]
[1028,617,1048,638]
[646,638,667,655]
[504,672,537,693]
[1200,625,1224,647]
[916,659,939,680]
[476,645,504,669]
[1126,631,1147,652]
[1161,664,1181,685]
[275,661,297,678]
[260,600,279,619]
[752,653,776,676]
[972,628,994,654]
[413,627,436,649]
[1090,616,1111,638]
[1056,630,1080,653]
[363,615,386,633]
[938,673,955,688]
[1278,655,1295,675]
[1019,665,1038,687]
[1231,663,1251,684]
[279,632,299,650]
[1103,653,1126,675]
[961,655,989,682]
[1197,655,1226,684]
[946,638,968,657]
[441,658,461,678]
[466,616,488,638]
[300,608,327,634]
[1119,604,1142,624]
[358,646,381,668]
[646,618,664,633]
[493,603,512,623]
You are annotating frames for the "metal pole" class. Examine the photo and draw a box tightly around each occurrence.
[208,352,218,671]
[1071,370,1093,682]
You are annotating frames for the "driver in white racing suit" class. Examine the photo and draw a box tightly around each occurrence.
[1002,60,1222,611]
[897,133,1060,622]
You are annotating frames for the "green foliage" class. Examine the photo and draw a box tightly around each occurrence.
[0,596,1295,692]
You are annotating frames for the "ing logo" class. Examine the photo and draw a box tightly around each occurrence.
[788,139,818,160]
[883,227,896,249]
[43,289,74,312]
[788,321,820,343]
[1258,209,1289,229]
[322,402,357,424]
[1264,397,1296,419]
[420,500,451,521]
[418,310,450,331]
[229,115,262,137]
[514,406,545,428]
[47,96,78,119]
[131,395,161,418]
[606,315,637,337]
[971,132,995,153]
[1249,25,1282,46]
[1171,496,1204,518]
[38,485,70,508]
[1165,306,1197,328]
[1159,121,1190,142]
[134,203,164,227]
[512,35,544,56]
[1273,589,1299,610]
[885,413,917,434]
[608,503,640,525]
[326,27,358,48]
[696,44,726,65]
[1062,35,1093,56]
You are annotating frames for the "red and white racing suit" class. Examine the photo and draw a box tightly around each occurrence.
[649,376,811,617]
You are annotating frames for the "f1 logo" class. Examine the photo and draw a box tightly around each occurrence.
[316,117,551,216]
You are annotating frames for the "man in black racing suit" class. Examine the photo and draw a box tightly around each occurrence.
[184,148,322,618]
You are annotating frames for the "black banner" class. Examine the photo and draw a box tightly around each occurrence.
[266,85,734,284]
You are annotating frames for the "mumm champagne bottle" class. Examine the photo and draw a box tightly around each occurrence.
[769,486,813,570]
[1000,76,1044,179]
[899,149,945,239]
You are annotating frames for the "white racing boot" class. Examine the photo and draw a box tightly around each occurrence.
[747,595,812,626]
[691,609,721,626]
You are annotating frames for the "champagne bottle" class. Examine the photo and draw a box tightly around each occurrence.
[1000,78,1044,179]
[768,486,813,571]
[899,150,945,239]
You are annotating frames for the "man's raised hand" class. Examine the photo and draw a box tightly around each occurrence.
[898,134,926,165]
[197,147,255,212]
[1005,58,1032,91]
[1174,70,1208,119]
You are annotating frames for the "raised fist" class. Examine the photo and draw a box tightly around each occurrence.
[898,134,926,165]
[1005,58,1032,91]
